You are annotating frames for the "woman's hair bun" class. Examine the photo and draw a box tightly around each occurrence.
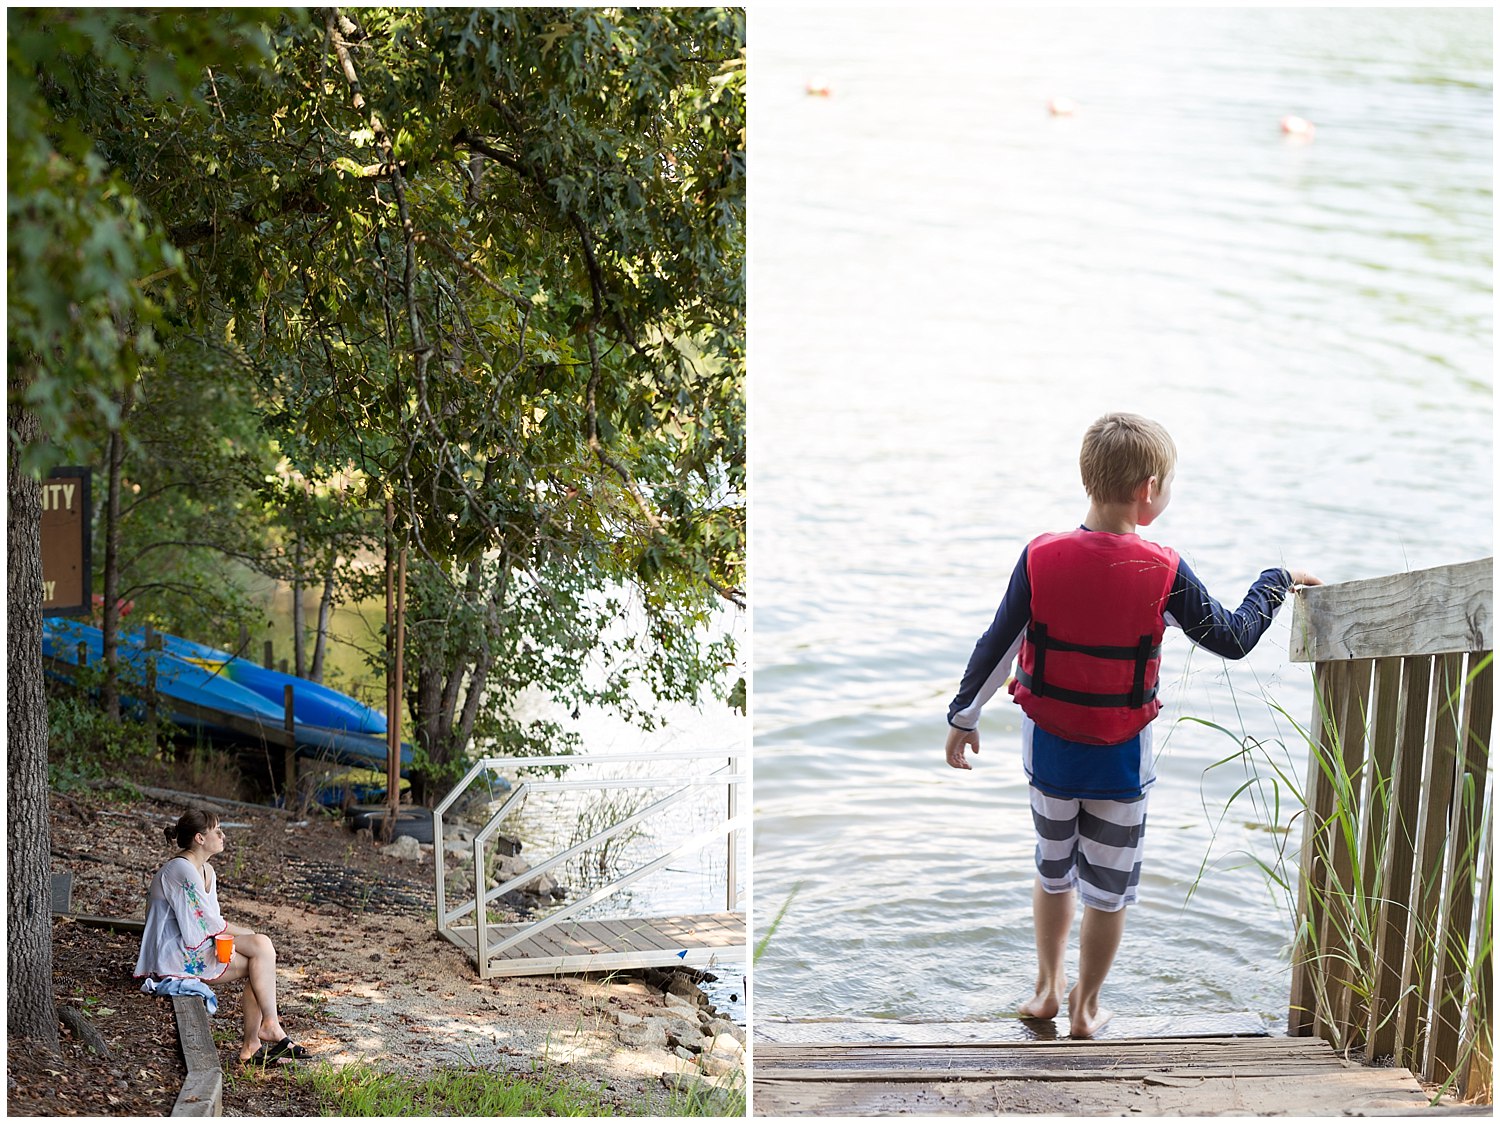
[167,808,220,849]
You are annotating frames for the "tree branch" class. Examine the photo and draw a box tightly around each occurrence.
[453,130,745,601]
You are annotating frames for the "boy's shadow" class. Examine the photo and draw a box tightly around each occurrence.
[1016,1016,1063,1041]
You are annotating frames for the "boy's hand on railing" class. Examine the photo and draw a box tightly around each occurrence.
[1289,569,1324,588]
[945,725,980,770]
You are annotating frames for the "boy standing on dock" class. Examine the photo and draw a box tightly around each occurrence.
[944,412,1320,1037]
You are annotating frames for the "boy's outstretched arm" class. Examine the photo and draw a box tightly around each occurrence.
[1166,559,1323,659]
[946,725,980,769]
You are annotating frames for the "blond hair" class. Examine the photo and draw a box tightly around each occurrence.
[1079,413,1176,504]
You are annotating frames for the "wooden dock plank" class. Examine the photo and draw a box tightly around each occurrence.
[753,1069,1431,1117]
[509,928,592,960]
[601,917,680,952]
[476,912,743,976]
[758,1036,1339,1074]
[752,1034,1435,1117]
[754,1013,1268,1046]
[594,918,670,953]
[439,924,478,954]
[566,919,621,953]
[651,914,743,945]
[645,916,729,948]
[534,921,602,955]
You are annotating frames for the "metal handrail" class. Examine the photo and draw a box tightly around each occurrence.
[435,750,740,822]
[433,749,743,976]
[480,816,748,962]
[433,749,741,923]
[440,768,741,926]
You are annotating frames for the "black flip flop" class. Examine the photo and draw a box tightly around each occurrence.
[263,1036,312,1062]
[241,1044,279,1067]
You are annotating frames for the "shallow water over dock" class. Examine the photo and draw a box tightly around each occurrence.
[751,8,1491,1029]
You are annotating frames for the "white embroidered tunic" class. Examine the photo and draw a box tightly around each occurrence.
[133,856,229,981]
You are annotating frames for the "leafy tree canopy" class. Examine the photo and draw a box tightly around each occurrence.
[10,7,746,793]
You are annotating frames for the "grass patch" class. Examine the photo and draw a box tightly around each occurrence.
[292,1058,745,1117]
[294,1060,629,1116]
[664,1068,745,1117]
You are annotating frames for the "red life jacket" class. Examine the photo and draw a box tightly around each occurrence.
[1008,530,1179,745]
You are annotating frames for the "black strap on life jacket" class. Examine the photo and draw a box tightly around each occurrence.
[1019,624,1160,710]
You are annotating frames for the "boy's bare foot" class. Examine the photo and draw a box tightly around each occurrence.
[1067,988,1113,1038]
[1018,987,1066,1020]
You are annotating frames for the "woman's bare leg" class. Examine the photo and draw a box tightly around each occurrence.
[219,934,288,1051]
[238,979,263,1061]
[1019,878,1073,1019]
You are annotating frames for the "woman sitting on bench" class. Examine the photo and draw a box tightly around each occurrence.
[134,808,310,1065]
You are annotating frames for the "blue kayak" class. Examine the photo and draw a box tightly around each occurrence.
[43,617,412,773]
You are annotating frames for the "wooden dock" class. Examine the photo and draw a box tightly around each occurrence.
[440,911,743,977]
[753,1031,1446,1116]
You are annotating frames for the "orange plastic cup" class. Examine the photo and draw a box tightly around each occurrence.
[215,934,234,963]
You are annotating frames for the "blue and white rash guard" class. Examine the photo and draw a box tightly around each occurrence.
[948,531,1293,799]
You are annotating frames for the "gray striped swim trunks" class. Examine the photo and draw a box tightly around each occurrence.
[1030,786,1150,912]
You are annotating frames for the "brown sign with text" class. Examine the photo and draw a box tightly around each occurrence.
[40,468,91,615]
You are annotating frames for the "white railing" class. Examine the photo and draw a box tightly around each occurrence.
[432,750,744,976]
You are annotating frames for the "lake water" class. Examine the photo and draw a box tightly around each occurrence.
[749,7,1491,1030]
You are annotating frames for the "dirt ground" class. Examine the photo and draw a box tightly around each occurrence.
[9,779,743,1117]
[8,924,191,1116]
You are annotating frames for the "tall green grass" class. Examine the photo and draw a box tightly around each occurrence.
[754,883,800,964]
[1189,654,1491,1102]
[665,1065,746,1117]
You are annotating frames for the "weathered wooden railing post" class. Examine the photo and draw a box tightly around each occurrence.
[1288,557,1492,1100]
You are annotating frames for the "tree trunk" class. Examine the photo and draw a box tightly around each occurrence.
[8,406,61,1051]
[454,651,494,755]
[101,418,127,723]
[407,559,511,803]
[415,664,446,758]
[411,657,468,807]
[291,537,306,680]
[456,564,507,752]
[309,571,334,683]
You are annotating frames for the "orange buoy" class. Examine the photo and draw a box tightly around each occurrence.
[805,79,832,97]
[1280,114,1315,140]
[1048,97,1077,117]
